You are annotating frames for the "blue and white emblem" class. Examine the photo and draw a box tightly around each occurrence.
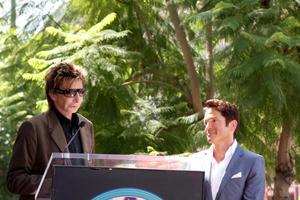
[92,188,163,200]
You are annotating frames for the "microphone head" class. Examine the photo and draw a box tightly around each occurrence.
[79,121,86,128]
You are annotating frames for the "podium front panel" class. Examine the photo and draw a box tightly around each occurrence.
[53,165,204,200]
[35,153,204,200]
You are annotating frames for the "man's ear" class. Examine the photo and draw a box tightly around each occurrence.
[230,120,238,131]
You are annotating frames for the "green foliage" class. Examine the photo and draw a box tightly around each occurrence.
[0,4,61,197]
[29,0,205,156]
[3,1,300,198]
[96,98,204,154]
[0,32,41,200]
[203,0,300,184]
[23,8,201,157]
[182,0,300,186]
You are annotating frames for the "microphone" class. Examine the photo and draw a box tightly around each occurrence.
[63,121,86,152]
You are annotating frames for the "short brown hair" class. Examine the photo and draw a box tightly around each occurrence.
[45,63,87,110]
[204,99,240,136]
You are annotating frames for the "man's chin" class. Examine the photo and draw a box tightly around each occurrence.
[69,108,79,113]
[206,137,213,144]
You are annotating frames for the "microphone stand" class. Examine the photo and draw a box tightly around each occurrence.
[63,121,86,166]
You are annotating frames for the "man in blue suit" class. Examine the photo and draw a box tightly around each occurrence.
[190,99,265,200]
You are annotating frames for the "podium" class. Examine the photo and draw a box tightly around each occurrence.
[35,153,204,200]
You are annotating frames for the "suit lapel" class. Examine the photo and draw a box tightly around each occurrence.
[202,149,213,200]
[215,144,244,200]
[191,149,213,200]
[79,121,91,153]
[201,149,212,181]
[48,111,92,153]
[198,148,212,200]
[47,111,68,152]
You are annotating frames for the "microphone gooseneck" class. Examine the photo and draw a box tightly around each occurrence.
[63,121,86,152]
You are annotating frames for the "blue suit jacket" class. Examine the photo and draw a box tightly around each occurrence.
[190,144,265,200]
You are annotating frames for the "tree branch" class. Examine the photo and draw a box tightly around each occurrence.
[166,0,202,112]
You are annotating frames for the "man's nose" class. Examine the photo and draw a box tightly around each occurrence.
[73,93,80,101]
[204,123,211,133]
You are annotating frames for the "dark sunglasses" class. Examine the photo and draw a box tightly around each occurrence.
[54,88,86,97]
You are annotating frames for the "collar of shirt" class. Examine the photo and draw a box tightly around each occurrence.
[53,107,79,128]
[53,108,83,153]
[211,139,237,164]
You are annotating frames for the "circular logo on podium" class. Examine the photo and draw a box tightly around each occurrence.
[92,188,163,200]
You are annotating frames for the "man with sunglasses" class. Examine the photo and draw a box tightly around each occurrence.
[7,63,95,200]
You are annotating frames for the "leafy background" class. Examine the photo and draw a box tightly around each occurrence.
[1,0,300,199]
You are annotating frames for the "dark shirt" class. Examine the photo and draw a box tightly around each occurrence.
[53,108,83,153]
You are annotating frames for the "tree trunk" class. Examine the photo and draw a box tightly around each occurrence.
[273,119,295,200]
[205,22,214,99]
[166,0,202,112]
[11,0,16,28]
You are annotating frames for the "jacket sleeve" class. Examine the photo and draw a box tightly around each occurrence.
[91,123,95,153]
[6,121,42,195]
[242,155,266,200]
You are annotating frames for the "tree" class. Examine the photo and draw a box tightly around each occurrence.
[0,1,76,198]
[42,0,207,155]
[5,0,300,198]
[190,0,300,198]
[166,0,202,112]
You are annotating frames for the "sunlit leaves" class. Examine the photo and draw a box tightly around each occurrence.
[280,16,300,32]
[22,69,47,83]
[88,12,117,34]
[176,112,200,124]
[265,32,300,48]
[213,1,238,15]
